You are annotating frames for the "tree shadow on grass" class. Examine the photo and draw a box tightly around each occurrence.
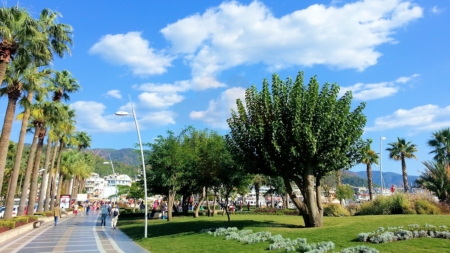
[119,218,304,241]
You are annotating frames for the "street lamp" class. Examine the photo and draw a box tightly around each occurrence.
[103,154,118,203]
[115,98,148,238]
[380,136,386,195]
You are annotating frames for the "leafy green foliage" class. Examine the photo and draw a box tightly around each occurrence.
[227,71,366,227]
[335,185,355,204]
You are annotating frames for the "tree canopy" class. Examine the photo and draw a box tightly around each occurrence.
[226,71,366,227]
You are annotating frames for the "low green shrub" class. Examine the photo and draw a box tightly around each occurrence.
[358,194,415,215]
[389,194,415,214]
[414,199,441,214]
[27,215,39,222]
[12,216,29,223]
[0,220,16,229]
[251,208,299,215]
[324,204,350,217]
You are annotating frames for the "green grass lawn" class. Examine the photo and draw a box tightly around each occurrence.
[118,214,450,253]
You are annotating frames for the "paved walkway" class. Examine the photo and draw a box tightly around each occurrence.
[0,211,149,253]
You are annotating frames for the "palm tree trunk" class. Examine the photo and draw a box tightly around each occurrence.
[401,156,409,192]
[44,142,58,211]
[255,184,260,208]
[367,164,374,200]
[18,125,40,216]
[0,61,7,84]
[56,172,64,204]
[50,140,64,210]
[3,92,32,219]
[0,95,20,193]
[27,129,45,215]
[38,138,52,212]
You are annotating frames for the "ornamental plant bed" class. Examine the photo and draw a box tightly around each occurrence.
[0,227,10,233]
[14,221,28,228]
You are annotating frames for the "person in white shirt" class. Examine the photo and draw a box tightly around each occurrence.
[110,205,120,229]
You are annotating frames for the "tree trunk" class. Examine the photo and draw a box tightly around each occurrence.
[284,176,310,227]
[206,189,211,217]
[401,156,409,192]
[302,163,323,227]
[167,189,176,221]
[270,190,274,208]
[193,187,206,218]
[38,138,52,212]
[367,164,374,200]
[3,92,32,219]
[50,140,64,210]
[56,172,64,204]
[18,126,40,216]
[335,170,342,186]
[255,183,260,207]
[212,194,216,217]
[0,95,20,193]
[44,142,58,211]
[27,129,46,216]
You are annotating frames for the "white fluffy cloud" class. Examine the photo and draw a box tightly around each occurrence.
[70,101,175,132]
[190,87,246,128]
[89,32,173,76]
[106,90,122,99]
[340,74,419,100]
[139,92,184,108]
[366,104,450,132]
[161,0,423,78]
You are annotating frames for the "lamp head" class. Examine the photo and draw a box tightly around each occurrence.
[115,111,131,116]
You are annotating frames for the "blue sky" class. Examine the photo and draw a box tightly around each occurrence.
[1,0,449,176]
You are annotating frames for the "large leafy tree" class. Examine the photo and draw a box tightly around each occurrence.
[415,161,450,202]
[428,128,450,165]
[227,71,366,227]
[386,137,417,193]
[359,139,379,200]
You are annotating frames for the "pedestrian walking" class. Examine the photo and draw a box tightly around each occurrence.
[53,203,62,226]
[100,204,108,226]
[110,205,120,229]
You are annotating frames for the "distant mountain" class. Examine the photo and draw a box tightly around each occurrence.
[354,171,419,188]
[89,148,140,166]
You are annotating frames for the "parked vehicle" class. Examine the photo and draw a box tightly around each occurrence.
[0,206,5,218]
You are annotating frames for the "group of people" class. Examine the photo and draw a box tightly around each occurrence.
[51,201,120,228]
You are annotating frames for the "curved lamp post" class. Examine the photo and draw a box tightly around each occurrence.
[115,102,148,238]
[380,136,386,195]
[103,154,118,203]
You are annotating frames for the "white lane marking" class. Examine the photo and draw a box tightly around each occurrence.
[102,226,125,253]
[92,214,107,253]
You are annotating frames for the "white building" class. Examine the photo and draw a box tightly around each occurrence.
[85,173,105,198]
[85,173,133,199]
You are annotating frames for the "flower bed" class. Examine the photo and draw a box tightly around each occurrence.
[201,227,379,253]
[0,215,41,234]
[358,224,450,244]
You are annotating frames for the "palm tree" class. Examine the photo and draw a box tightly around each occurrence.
[359,139,379,200]
[428,128,450,165]
[415,161,450,202]
[26,101,67,215]
[3,66,50,219]
[386,137,418,193]
[252,174,267,208]
[50,107,77,209]
[0,6,72,197]
[73,131,92,152]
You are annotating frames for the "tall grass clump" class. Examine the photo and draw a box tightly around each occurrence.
[358,193,442,215]
[323,204,350,217]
